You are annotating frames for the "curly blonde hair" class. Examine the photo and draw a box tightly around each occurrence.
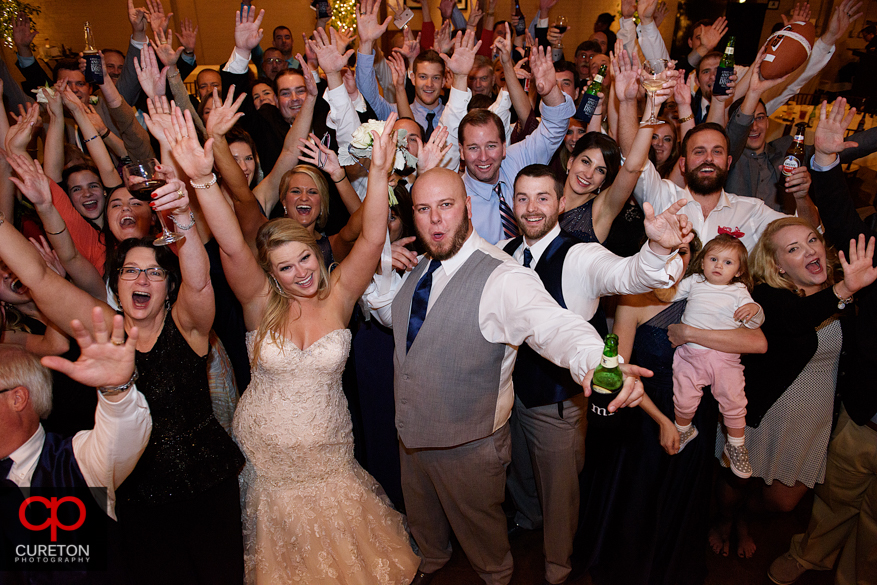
[250,219,332,366]
[749,217,838,296]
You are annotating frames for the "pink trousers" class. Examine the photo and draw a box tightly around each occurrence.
[672,344,747,429]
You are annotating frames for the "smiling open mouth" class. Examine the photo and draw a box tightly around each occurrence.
[296,274,314,287]
[806,258,822,274]
[131,291,151,309]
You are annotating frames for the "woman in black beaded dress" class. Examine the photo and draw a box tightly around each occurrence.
[0,172,245,585]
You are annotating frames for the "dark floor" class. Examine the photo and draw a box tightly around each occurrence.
[429,488,836,585]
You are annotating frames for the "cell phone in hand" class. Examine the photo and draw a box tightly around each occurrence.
[394,7,415,30]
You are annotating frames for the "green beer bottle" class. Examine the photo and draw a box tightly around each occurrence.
[588,333,623,427]
[712,37,735,97]
[574,63,607,124]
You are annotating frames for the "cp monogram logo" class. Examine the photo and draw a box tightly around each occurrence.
[19,496,86,542]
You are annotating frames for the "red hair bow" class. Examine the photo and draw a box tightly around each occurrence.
[717,226,744,238]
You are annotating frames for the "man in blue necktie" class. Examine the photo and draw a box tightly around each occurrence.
[366,168,654,585]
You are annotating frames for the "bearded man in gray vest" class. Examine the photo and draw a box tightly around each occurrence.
[366,167,653,585]
[500,164,692,585]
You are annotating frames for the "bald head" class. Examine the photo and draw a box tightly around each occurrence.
[411,169,472,261]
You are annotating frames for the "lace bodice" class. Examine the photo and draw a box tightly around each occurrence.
[233,328,418,583]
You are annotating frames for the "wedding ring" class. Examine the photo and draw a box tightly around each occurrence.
[111,339,125,346]
[177,189,184,200]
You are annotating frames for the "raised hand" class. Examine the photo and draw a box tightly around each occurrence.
[356,0,392,45]
[653,1,668,27]
[309,27,353,75]
[530,45,558,96]
[440,29,482,78]
[439,0,455,22]
[748,45,791,96]
[611,47,640,103]
[814,98,858,160]
[673,71,693,106]
[204,87,245,139]
[146,0,172,34]
[643,199,693,252]
[414,125,452,174]
[466,1,484,30]
[333,25,358,56]
[492,23,514,64]
[12,11,37,52]
[134,44,168,99]
[44,80,65,121]
[700,16,727,52]
[235,5,265,53]
[370,112,400,175]
[394,27,421,64]
[30,236,66,278]
[837,233,877,294]
[822,0,863,45]
[175,17,198,55]
[41,309,139,392]
[127,0,149,38]
[152,24,184,66]
[142,96,176,144]
[782,1,812,26]
[166,105,215,181]
[539,0,560,14]
[299,53,319,97]
[434,19,454,54]
[5,103,40,155]
[387,51,409,90]
[6,152,53,208]
[621,0,636,19]
[637,0,657,21]
[299,133,344,182]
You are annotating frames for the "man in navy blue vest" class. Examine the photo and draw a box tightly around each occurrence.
[501,165,692,585]
[1,310,151,584]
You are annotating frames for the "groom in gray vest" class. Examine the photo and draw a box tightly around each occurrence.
[366,168,651,585]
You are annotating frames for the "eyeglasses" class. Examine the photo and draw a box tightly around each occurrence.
[264,58,285,65]
[118,266,169,281]
[0,388,14,395]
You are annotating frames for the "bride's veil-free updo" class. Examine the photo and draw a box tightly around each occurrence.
[251,218,331,365]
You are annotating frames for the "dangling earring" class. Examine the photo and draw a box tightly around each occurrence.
[595,185,601,194]
[269,275,291,298]
[283,206,288,216]
[165,297,171,312]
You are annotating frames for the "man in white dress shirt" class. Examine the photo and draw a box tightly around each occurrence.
[621,122,820,251]
[500,164,690,585]
[366,168,651,585]
[1,311,151,581]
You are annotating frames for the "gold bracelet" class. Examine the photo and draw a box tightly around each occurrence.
[679,113,694,123]
[190,173,218,189]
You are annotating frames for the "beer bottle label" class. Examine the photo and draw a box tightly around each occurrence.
[575,93,600,124]
[591,384,615,395]
[712,67,734,96]
[600,354,618,368]
[781,155,800,176]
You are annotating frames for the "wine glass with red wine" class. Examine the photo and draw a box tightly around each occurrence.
[552,16,568,49]
[123,159,184,246]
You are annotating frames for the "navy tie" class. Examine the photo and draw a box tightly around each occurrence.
[406,260,442,352]
[424,112,436,142]
[0,458,13,481]
[496,184,518,238]
[523,248,533,268]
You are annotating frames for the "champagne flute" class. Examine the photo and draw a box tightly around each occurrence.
[641,58,668,127]
[122,159,184,246]
[552,16,568,50]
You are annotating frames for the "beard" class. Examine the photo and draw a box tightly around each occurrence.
[417,214,471,261]
[685,162,728,195]
[519,213,558,242]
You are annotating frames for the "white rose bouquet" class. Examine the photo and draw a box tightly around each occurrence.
[348,119,418,173]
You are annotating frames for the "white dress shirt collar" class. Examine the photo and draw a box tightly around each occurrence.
[7,425,44,488]
[521,223,562,263]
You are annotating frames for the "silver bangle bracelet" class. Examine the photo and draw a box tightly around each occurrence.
[98,367,139,396]
[170,210,196,231]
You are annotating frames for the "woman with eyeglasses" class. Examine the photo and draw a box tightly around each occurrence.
[0,156,246,585]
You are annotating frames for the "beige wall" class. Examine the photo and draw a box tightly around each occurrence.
[4,0,866,84]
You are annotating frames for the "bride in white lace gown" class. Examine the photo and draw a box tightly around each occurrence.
[174,108,418,583]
